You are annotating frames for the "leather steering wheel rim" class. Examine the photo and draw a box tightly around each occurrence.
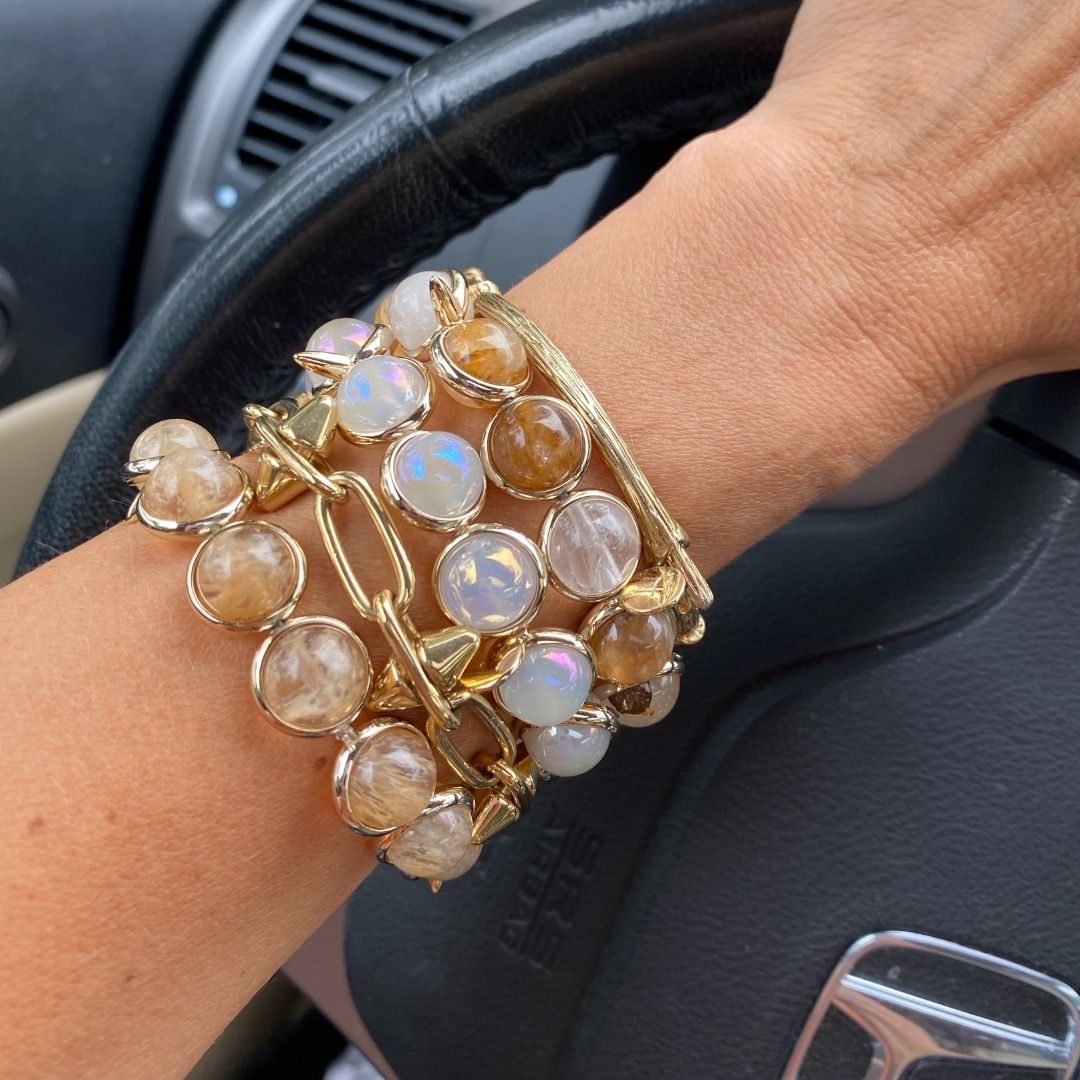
[17,0,797,576]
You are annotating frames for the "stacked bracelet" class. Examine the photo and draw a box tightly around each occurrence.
[124,267,712,890]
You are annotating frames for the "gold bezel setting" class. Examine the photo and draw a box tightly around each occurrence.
[481,394,592,501]
[187,520,308,632]
[428,322,532,407]
[394,268,472,357]
[538,488,642,601]
[251,615,372,737]
[491,627,596,726]
[334,351,436,446]
[333,718,437,836]
[374,785,476,866]
[133,464,253,537]
[432,523,548,637]
[380,429,487,532]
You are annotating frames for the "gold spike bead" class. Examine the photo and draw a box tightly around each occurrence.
[428,879,443,895]
[368,625,481,713]
[357,323,395,359]
[244,398,301,453]
[418,625,481,691]
[278,393,337,456]
[368,658,422,713]
[471,792,520,845]
[292,350,353,384]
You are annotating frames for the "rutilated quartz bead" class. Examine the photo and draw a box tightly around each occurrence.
[487,397,587,494]
[386,802,478,880]
[347,726,437,831]
[258,622,370,733]
[193,522,299,624]
[609,671,681,728]
[140,447,244,523]
[130,418,216,461]
[441,318,528,386]
[590,608,677,686]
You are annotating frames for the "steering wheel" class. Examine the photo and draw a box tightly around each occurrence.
[20,0,1080,1076]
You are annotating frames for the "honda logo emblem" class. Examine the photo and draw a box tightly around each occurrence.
[783,931,1080,1079]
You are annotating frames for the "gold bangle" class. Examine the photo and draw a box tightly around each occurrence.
[124,267,711,891]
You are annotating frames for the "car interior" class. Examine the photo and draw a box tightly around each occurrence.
[5,0,1080,1077]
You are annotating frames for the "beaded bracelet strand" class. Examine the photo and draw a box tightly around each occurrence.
[124,267,711,891]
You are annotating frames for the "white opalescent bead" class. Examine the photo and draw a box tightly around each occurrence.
[544,492,641,599]
[523,721,611,777]
[386,430,485,526]
[495,638,594,726]
[611,672,681,728]
[435,529,543,634]
[387,269,452,352]
[306,318,374,356]
[337,354,429,440]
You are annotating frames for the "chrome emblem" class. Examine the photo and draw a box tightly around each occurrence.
[783,930,1080,1079]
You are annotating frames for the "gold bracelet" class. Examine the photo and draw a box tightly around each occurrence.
[124,267,712,891]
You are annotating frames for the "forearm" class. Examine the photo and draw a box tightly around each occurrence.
[0,120,1002,1078]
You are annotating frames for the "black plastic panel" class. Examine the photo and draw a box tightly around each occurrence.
[0,0,228,406]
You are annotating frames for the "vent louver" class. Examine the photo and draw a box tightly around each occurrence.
[237,0,475,179]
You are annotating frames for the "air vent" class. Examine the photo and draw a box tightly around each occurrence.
[237,0,475,179]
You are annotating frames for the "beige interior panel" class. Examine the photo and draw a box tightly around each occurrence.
[0,369,106,583]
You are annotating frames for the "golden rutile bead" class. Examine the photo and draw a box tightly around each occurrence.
[487,396,587,494]
[192,522,300,625]
[346,725,437,831]
[386,802,479,881]
[130,418,216,461]
[258,621,370,733]
[590,607,678,686]
[139,447,244,523]
[442,318,528,386]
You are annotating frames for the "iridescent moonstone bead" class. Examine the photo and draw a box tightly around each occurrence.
[193,522,299,624]
[337,353,429,441]
[487,397,588,495]
[258,621,370,733]
[435,529,543,634]
[523,721,611,777]
[441,319,528,386]
[130,418,217,462]
[346,725,437,831]
[386,802,478,880]
[140,447,244,523]
[544,493,641,599]
[495,637,594,726]
[387,269,453,352]
[590,608,677,686]
[387,430,485,526]
[306,317,374,356]
[609,672,681,728]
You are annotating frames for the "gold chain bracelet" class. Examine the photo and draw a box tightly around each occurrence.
[123,267,711,891]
